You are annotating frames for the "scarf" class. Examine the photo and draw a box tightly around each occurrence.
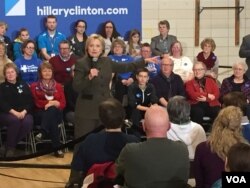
[38,79,56,96]
[196,52,217,70]
[195,76,206,91]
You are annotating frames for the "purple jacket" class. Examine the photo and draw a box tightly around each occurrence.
[220,75,250,102]
[194,142,224,188]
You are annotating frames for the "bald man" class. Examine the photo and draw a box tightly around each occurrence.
[116,105,190,188]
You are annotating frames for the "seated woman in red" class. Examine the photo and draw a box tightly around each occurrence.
[185,61,220,131]
[30,62,66,158]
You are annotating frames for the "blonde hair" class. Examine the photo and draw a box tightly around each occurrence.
[0,21,8,30]
[0,41,10,64]
[208,106,245,160]
[200,37,216,51]
[111,38,126,54]
[170,41,183,56]
[3,62,18,76]
[38,61,53,79]
[85,34,105,56]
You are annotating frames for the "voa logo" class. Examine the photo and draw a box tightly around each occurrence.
[226,176,247,184]
[5,0,26,16]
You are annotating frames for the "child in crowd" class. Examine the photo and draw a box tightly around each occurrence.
[126,29,142,60]
[13,28,37,60]
[128,68,158,127]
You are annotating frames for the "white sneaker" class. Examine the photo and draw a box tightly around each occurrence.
[54,150,64,158]
[35,133,43,142]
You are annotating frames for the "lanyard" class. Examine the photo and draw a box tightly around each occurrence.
[49,36,56,52]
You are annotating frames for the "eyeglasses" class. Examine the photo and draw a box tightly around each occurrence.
[162,64,173,67]
[193,68,205,72]
[77,26,85,28]
[233,68,244,71]
[26,46,35,50]
[60,48,70,50]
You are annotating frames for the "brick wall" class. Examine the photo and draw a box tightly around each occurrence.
[141,0,250,81]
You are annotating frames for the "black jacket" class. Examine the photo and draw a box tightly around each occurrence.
[0,80,33,113]
[128,82,158,108]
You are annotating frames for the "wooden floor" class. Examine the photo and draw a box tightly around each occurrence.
[0,152,73,188]
[0,151,196,188]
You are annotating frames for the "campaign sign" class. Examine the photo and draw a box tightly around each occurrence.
[222,172,250,188]
[0,0,141,40]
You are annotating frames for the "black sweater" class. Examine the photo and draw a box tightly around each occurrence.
[0,80,33,113]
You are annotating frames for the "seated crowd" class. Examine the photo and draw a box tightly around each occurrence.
[1,17,250,188]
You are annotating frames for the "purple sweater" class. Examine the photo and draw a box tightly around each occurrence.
[220,75,250,102]
[194,141,224,188]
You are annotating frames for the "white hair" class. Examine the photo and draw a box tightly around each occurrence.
[232,61,248,72]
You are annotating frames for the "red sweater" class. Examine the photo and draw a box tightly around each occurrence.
[185,77,220,107]
[30,82,66,110]
[49,55,76,85]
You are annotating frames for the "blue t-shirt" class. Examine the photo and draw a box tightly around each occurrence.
[37,30,66,56]
[108,54,134,79]
[146,62,161,79]
[14,56,42,84]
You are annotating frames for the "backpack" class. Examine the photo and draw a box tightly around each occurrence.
[82,161,116,188]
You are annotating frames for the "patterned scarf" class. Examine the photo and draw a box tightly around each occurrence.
[196,52,217,70]
[38,79,56,96]
[195,76,206,92]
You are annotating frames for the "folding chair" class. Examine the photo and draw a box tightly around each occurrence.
[34,121,68,152]
[0,126,36,154]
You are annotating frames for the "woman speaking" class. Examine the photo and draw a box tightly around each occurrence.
[73,34,157,139]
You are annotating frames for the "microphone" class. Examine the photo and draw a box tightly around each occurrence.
[90,57,99,80]
[91,57,98,69]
